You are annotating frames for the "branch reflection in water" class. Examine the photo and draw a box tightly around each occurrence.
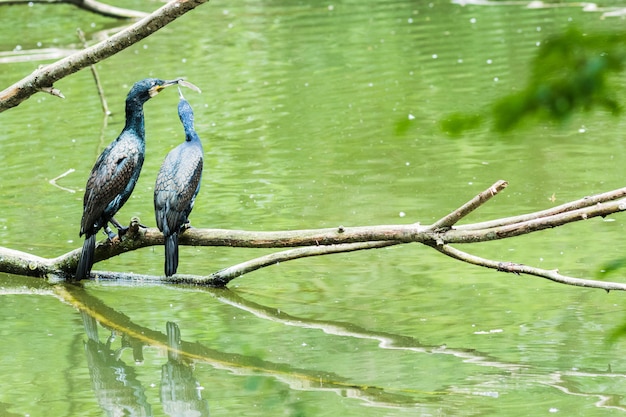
[2,278,625,412]
[58,284,417,410]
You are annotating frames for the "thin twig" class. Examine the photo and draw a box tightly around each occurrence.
[38,86,65,98]
[77,28,110,116]
[430,180,508,230]
[444,197,626,243]
[207,241,397,286]
[48,168,76,193]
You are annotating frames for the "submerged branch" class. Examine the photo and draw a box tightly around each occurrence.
[1,180,625,291]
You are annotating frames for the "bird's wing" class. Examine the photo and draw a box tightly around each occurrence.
[173,156,203,213]
[81,139,141,234]
[154,146,203,235]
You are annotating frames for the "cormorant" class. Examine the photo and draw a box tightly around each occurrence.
[154,89,204,277]
[75,78,180,281]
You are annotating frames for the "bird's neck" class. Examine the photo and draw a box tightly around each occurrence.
[124,100,146,138]
[184,125,196,141]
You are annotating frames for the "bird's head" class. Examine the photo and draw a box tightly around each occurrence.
[126,78,180,105]
[126,78,202,105]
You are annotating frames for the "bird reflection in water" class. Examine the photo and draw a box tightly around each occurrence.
[82,311,152,416]
[161,322,211,416]
[81,313,209,416]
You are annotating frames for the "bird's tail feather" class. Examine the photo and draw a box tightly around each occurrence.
[76,234,96,281]
[165,234,179,277]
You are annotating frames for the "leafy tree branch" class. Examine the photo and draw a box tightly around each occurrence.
[440,27,626,134]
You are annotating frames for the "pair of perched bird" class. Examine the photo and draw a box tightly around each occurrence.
[75,78,204,281]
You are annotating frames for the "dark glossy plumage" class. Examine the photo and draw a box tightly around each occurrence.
[154,92,204,277]
[75,78,179,281]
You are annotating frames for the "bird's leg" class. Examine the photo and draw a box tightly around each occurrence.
[110,217,129,238]
[180,219,192,233]
[103,225,117,240]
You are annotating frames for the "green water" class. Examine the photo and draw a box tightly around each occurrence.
[2,1,626,415]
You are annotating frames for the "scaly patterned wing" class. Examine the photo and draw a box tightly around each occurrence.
[154,144,203,236]
[80,137,141,236]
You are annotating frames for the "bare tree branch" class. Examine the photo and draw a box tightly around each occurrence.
[71,0,148,18]
[0,0,209,112]
[1,180,625,291]
[444,196,626,243]
[432,244,626,291]
[455,186,626,231]
[207,241,398,286]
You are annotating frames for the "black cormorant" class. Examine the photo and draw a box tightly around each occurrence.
[75,78,180,281]
[154,89,204,277]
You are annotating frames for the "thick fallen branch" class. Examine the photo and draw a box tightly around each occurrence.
[0,0,208,112]
[1,180,626,291]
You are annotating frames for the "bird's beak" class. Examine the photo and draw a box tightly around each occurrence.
[149,79,180,98]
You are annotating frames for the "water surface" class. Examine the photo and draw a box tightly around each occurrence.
[1,1,626,416]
